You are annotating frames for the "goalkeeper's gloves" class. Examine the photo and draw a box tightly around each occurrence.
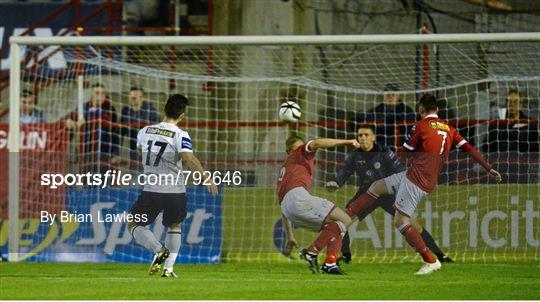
[325,181,339,192]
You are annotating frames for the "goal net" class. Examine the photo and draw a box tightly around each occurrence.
[2,34,539,263]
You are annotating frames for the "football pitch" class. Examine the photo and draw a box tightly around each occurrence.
[1,262,539,299]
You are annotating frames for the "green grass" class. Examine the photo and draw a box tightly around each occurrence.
[1,262,539,299]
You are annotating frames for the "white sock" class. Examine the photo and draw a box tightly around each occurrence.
[163,226,182,271]
[132,225,162,253]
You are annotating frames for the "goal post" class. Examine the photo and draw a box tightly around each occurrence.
[8,41,21,262]
[5,33,540,263]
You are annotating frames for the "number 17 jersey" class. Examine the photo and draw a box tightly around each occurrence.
[137,121,193,193]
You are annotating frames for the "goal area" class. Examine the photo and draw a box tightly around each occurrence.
[2,33,539,263]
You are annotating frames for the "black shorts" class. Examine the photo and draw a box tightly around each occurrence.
[130,191,187,227]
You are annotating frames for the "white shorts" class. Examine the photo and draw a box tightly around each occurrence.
[383,171,427,217]
[280,187,336,232]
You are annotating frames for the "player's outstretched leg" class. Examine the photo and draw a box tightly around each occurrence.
[414,258,441,275]
[346,180,387,217]
[162,269,177,278]
[320,230,346,275]
[299,248,319,274]
[346,190,378,217]
[321,263,346,275]
[395,214,440,275]
[385,201,453,263]
[420,228,453,263]
[130,223,163,253]
[300,220,343,274]
[320,220,347,275]
[129,222,169,275]
[438,255,454,263]
[339,231,352,264]
[162,224,182,278]
[149,246,170,276]
[303,208,350,274]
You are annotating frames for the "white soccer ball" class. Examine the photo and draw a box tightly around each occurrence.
[278,101,301,122]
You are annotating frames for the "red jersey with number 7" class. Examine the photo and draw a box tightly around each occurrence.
[403,114,467,192]
[276,141,316,203]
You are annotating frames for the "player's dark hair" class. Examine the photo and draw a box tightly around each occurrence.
[508,89,519,95]
[285,135,305,153]
[165,94,190,119]
[418,93,438,112]
[21,89,37,104]
[356,124,375,133]
[91,83,105,89]
[21,89,33,96]
[130,86,144,94]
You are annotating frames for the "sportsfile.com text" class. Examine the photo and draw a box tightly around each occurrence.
[40,170,243,189]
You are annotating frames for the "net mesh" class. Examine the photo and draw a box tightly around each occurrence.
[2,38,539,263]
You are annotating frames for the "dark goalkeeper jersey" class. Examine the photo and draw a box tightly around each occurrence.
[334,143,406,199]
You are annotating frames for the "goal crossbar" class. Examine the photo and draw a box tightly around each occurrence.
[10,32,540,46]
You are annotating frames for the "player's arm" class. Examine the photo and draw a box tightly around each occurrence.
[458,141,502,182]
[308,138,360,152]
[383,147,406,173]
[326,152,355,192]
[281,213,298,257]
[181,152,218,196]
[402,124,419,151]
[396,124,421,161]
[177,131,218,196]
[453,129,502,182]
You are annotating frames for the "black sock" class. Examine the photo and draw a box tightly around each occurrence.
[341,231,351,255]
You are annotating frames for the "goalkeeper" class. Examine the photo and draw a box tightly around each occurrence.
[325,124,452,263]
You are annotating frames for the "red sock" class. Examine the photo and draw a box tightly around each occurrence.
[324,232,343,265]
[308,221,341,254]
[399,224,436,263]
[346,190,378,217]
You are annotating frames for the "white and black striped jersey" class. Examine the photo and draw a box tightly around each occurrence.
[137,121,193,193]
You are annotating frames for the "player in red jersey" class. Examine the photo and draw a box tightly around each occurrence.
[278,135,360,275]
[346,94,502,275]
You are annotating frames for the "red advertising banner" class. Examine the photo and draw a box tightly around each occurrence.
[0,123,68,219]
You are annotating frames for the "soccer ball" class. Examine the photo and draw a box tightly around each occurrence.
[278,101,301,122]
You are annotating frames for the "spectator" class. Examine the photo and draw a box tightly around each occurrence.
[354,83,416,148]
[66,83,120,173]
[484,89,539,182]
[491,89,528,120]
[121,87,160,162]
[505,89,528,119]
[3,90,45,124]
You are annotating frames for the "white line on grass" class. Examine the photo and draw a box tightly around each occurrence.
[476,263,540,268]
[6,277,538,285]
[18,277,139,282]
